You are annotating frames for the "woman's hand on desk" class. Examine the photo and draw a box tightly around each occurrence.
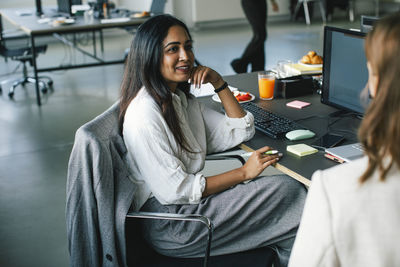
[202,146,281,197]
[242,146,281,181]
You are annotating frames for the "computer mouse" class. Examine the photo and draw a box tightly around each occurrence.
[285,129,315,141]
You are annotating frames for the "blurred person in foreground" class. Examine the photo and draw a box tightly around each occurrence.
[288,11,400,267]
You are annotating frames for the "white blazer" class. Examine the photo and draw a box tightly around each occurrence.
[289,156,400,267]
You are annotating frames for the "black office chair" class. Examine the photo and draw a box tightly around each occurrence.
[0,21,53,98]
[126,212,279,267]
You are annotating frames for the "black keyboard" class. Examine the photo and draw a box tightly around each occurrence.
[241,102,307,139]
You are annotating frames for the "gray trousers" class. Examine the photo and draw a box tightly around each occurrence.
[140,174,307,267]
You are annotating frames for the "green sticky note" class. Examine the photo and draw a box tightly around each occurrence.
[287,144,318,157]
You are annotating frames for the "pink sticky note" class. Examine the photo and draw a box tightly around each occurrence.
[286,100,311,109]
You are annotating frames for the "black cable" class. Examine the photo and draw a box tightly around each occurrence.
[311,145,327,151]
[327,117,342,127]
[328,128,358,136]
[294,115,328,122]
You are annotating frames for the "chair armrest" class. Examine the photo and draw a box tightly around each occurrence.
[205,154,246,165]
[126,211,213,267]
[127,211,212,229]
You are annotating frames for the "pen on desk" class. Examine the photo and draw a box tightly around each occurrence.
[265,150,279,155]
[324,153,344,164]
[241,150,279,157]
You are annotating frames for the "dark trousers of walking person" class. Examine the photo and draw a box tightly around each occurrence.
[231,0,267,73]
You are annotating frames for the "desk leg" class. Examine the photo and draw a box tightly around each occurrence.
[100,29,104,53]
[375,0,380,17]
[92,30,97,57]
[30,35,41,106]
[0,15,6,63]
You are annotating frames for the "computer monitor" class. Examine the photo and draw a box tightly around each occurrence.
[361,15,379,33]
[321,26,369,115]
[57,0,82,15]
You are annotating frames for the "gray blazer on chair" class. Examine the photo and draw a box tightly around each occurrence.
[66,102,135,267]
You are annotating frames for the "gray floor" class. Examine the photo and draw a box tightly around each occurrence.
[0,16,358,267]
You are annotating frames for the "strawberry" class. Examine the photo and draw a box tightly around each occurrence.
[237,93,251,102]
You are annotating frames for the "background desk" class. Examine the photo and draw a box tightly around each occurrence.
[201,72,362,186]
[0,7,148,106]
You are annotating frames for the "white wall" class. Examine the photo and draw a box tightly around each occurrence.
[172,0,291,28]
[118,0,174,14]
[118,0,152,11]
[191,0,290,22]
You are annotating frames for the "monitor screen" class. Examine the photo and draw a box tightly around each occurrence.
[57,0,82,15]
[321,26,369,115]
[361,15,379,33]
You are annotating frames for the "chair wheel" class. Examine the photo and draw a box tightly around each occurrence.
[8,92,14,98]
[41,88,48,94]
[47,80,53,86]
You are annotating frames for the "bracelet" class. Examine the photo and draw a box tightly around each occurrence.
[214,81,228,93]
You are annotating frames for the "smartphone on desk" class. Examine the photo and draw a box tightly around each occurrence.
[311,133,345,149]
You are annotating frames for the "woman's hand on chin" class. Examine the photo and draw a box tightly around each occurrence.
[189,66,223,89]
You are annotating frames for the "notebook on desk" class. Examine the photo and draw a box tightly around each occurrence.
[325,143,364,162]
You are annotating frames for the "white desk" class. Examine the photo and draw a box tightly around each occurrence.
[0,7,148,105]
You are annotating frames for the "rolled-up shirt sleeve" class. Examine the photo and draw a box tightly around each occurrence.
[123,109,206,205]
[199,103,255,153]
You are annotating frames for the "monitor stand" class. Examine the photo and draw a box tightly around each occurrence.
[329,110,364,120]
[329,110,351,117]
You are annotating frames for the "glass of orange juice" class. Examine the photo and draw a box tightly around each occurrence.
[258,71,276,100]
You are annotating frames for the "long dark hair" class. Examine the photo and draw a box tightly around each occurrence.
[358,12,400,183]
[119,15,193,152]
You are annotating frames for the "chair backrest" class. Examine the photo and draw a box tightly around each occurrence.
[150,0,166,14]
[0,16,6,54]
[0,20,46,62]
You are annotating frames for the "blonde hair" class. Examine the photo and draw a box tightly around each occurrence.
[358,12,400,183]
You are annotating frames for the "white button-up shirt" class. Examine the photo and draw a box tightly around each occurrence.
[123,87,255,210]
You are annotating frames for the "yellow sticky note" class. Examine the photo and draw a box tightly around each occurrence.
[287,144,318,157]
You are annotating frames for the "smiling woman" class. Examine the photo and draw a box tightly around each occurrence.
[118,14,306,266]
[160,25,194,91]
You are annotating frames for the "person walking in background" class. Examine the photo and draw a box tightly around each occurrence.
[288,11,400,267]
[231,0,279,73]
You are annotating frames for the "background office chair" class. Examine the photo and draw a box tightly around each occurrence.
[123,0,167,35]
[126,213,278,266]
[325,0,354,22]
[292,0,327,25]
[67,102,279,267]
[0,20,53,98]
[150,0,167,15]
